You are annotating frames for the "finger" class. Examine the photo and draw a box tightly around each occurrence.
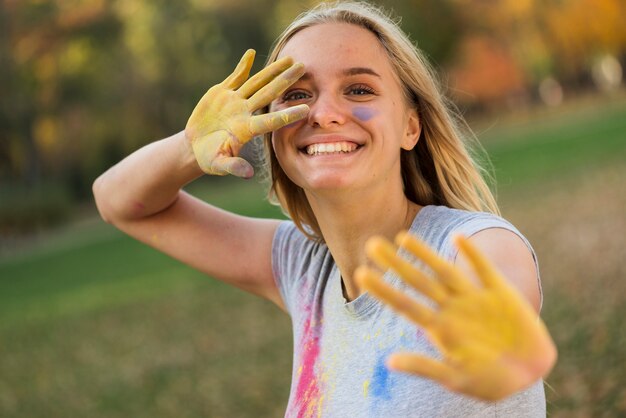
[387,353,466,392]
[212,156,254,178]
[249,105,309,135]
[453,235,502,289]
[238,56,294,98]
[222,49,256,90]
[395,232,474,294]
[355,266,434,327]
[365,236,448,304]
[247,62,305,111]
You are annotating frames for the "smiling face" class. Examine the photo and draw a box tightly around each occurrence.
[269,22,421,196]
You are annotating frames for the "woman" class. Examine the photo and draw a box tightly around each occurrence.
[93,1,556,416]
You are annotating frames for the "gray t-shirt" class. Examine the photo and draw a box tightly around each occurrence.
[272,205,546,417]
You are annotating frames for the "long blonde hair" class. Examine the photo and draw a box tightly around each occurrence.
[261,1,499,241]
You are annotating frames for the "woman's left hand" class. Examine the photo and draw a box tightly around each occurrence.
[355,233,557,401]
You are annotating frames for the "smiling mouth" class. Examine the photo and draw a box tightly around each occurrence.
[302,141,361,156]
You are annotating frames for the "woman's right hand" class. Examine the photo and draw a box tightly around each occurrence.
[185,49,309,178]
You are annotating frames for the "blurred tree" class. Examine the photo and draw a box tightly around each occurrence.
[2,0,119,191]
[448,35,527,110]
[384,0,465,66]
[1,0,238,199]
[542,0,626,84]
[447,0,626,106]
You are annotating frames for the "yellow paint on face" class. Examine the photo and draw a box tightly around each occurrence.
[363,379,370,397]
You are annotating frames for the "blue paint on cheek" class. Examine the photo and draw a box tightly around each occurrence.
[370,355,393,400]
[352,106,377,121]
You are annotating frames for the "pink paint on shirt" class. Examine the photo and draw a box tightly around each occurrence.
[293,315,322,418]
[416,327,425,340]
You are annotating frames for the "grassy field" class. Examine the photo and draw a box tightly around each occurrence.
[1,96,625,417]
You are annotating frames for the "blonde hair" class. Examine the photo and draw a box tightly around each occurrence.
[261,1,499,241]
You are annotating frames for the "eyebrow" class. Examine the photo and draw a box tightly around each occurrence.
[298,67,381,81]
[343,67,381,78]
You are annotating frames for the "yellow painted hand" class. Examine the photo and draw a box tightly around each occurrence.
[185,49,309,178]
[355,233,557,401]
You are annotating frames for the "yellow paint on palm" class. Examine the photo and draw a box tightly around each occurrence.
[185,49,309,178]
[356,233,557,401]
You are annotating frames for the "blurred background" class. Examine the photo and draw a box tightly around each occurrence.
[0,0,624,416]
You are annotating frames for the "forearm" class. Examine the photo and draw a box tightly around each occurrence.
[93,130,203,223]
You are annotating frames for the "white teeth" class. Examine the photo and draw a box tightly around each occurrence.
[305,142,358,155]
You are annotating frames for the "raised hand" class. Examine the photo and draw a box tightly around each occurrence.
[185,49,309,178]
[355,233,557,401]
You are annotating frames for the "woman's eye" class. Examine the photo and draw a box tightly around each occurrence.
[348,84,376,96]
[283,91,310,101]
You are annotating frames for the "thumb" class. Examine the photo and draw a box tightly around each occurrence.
[213,156,255,179]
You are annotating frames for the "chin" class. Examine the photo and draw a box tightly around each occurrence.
[299,173,361,192]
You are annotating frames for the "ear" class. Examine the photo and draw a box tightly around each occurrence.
[401,108,421,151]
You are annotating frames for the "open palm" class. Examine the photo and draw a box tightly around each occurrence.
[185,49,308,178]
[355,233,557,401]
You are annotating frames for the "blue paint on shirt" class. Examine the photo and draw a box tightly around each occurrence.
[370,355,393,400]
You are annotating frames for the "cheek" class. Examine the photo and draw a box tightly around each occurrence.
[352,106,379,122]
[280,120,304,131]
[271,133,289,165]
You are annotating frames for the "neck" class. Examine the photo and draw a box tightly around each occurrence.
[306,187,421,302]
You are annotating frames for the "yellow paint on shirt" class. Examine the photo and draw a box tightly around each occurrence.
[363,379,370,397]
[317,395,324,418]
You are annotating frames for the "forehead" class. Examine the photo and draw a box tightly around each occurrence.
[277,22,396,78]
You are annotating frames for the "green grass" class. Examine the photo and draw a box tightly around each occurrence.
[1,96,625,417]
[0,179,292,417]
[0,178,284,330]
[478,96,626,191]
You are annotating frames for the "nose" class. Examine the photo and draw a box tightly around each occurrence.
[307,93,347,128]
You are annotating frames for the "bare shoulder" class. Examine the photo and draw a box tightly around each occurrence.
[454,227,542,312]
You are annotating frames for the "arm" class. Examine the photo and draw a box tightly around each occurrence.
[93,50,309,310]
